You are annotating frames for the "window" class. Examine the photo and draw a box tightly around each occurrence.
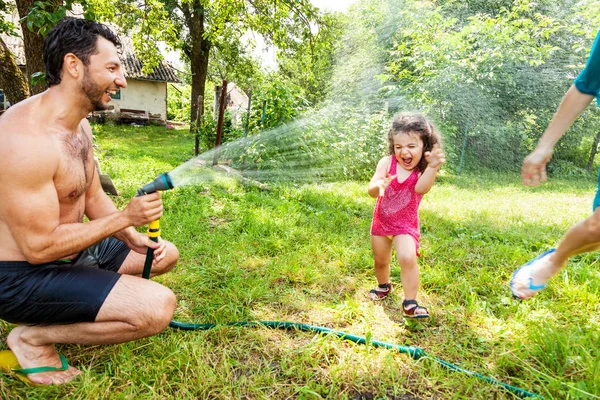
[0,90,5,110]
[109,89,121,100]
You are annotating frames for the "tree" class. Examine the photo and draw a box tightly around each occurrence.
[0,36,29,103]
[14,0,62,94]
[167,0,324,124]
[0,0,29,103]
[276,12,343,106]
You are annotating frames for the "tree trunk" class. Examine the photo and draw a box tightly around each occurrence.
[182,0,211,125]
[15,0,59,94]
[0,36,29,105]
[213,79,227,165]
[588,131,600,172]
[189,38,210,125]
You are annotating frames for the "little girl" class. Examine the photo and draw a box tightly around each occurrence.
[367,112,445,318]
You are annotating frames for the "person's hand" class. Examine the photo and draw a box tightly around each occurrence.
[123,192,163,226]
[522,147,553,186]
[376,173,397,197]
[424,144,446,169]
[125,231,167,265]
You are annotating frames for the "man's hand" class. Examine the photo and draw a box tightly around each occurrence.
[522,147,553,186]
[125,231,167,265]
[376,173,397,197]
[123,192,164,226]
[424,144,446,169]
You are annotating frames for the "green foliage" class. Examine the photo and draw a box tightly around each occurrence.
[22,0,97,36]
[330,0,600,173]
[30,71,46,87]
[89,0,178,75]
[276,12,345,106]
[0,0,16,35]
[245,75,308,134]
[167,83,191,122]
[199,110,244,150]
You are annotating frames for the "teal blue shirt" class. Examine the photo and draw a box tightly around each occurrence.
[575,30,600,107]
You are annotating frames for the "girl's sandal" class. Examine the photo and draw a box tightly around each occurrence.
[402,300,429,319]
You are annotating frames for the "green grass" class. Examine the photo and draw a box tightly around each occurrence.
[2,124,599,399]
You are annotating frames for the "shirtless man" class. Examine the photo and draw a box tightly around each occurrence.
[0,17,179,384]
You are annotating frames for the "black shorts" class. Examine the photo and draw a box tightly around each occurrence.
[0,237,131,325]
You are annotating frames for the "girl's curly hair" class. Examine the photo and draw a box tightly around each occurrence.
[387,112,442,173]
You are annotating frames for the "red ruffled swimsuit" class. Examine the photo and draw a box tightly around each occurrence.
[370,156,423,255]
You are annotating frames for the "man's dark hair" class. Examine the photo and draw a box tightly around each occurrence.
[43,17,121,86]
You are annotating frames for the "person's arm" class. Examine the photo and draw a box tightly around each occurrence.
[522,31,600,186]
[0,132,163,264]
[521,86,594,186]
[415,144,445,194]
[368,156,395,198]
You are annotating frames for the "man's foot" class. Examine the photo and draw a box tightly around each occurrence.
[510,249,558,299]
[6,326,81,385]
[369,282,393,300]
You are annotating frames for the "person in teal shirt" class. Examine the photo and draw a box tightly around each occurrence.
[511,30,600,299]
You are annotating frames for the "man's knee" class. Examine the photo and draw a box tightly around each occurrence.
[102,278,176,336]
[137,285,176,335]
[155,242,179,275]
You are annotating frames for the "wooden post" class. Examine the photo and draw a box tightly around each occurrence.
[213,80,228,166]
[260,100,267,133]
[244,89,252,137]
[194,95,203,156]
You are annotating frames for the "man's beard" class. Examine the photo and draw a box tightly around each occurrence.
[82,69,109,111]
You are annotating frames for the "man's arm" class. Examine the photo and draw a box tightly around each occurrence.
[0,132,162,264]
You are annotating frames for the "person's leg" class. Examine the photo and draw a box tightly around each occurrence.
[369,235,393,300]
[371,235,393,284]
[117,240,179,277]
[7,275,176,385]
[394,235,428,316]
[394,235,419,300]
[512,208,600,298]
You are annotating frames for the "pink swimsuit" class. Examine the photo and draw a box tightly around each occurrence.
[370,156,423,254]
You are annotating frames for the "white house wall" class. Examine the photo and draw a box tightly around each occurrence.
[110,79,168,120]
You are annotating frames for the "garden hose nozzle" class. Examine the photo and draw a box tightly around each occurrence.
[137,172,174,196]
[137,172,174,279]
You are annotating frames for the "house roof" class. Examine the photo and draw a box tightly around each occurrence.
[119,38,179,83]
[1,12,179,83]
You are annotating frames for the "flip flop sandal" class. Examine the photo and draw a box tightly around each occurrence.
[0,350,69,386]
[402,300,429,319]
[510,248,555,299]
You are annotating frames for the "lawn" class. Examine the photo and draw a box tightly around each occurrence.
[1,124,599,399]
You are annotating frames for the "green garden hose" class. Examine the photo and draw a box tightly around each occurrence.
[167,320,542,398]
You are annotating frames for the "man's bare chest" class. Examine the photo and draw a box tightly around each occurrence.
[54,131,94,202]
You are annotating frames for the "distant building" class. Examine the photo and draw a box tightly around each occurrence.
[214,82,250,127]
